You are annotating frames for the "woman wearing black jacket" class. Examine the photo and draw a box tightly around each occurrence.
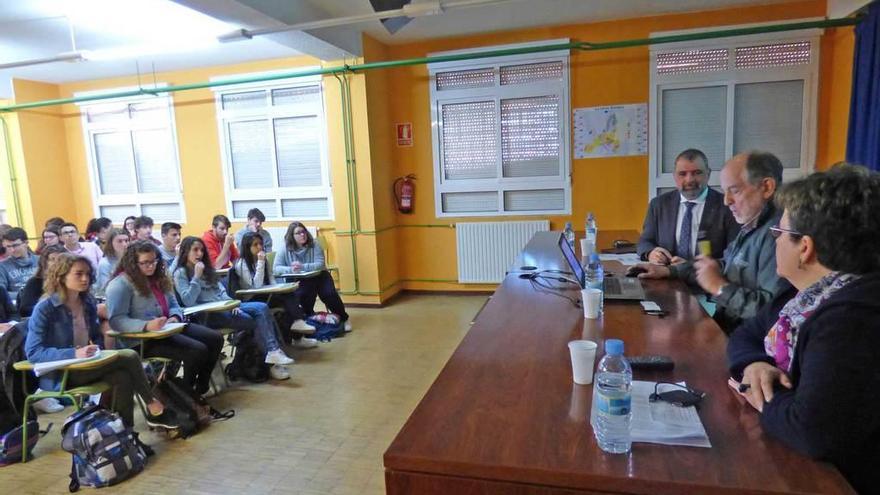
[727,164,880,494]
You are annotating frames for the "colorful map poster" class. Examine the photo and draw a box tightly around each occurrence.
[574,104,648,159]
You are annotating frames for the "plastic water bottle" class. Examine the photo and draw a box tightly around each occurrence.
[584,211,599,247]
[594,339,632,454]
[563,222,575,249]
[584,253,604,314]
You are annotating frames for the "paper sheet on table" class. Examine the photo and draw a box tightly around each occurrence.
[276,270,322,279]
[591,380,711,448]
[33,351,104,377]
[158,322,187,333]
[182,300,236,316]
[598,253,642,266]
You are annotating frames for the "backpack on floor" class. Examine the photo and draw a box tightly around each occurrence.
[0,321,40,466]
[0,419,39,466]
[61,405,146,492]
[305,312,343,342]
[224,332,269,383]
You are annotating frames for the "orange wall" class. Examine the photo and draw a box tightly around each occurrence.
[817,25,855,170]
[371,0,849,291]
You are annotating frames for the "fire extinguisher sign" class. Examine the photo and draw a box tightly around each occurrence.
[396,123,413,147]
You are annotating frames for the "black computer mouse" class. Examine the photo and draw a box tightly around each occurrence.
[626,266,647,277]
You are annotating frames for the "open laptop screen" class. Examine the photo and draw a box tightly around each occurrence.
[558,233,585,288]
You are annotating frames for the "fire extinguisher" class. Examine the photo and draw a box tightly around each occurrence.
[393,174,416,214]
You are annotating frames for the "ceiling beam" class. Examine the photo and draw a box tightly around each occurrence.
[171,0,361,60]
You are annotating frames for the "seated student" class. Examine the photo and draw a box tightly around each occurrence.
[727,165,880,494]
[158,222,181,268]
[84,217,113,246]
[637,149,739,264]
[0,224,10,262]
[202,214,238,270]
[173,236,294,380]
[106,241,222,395]
[123,216,137,239]
[37,226,61,255]
[234,208,273,253]
[231,232,317,349]
[60,222,102,273]
[96,228,130,295]
[133,216,161,246]
[25,253,178,432]
[274,222,351,332]
[18,245,66,318]
[0,227,39,305]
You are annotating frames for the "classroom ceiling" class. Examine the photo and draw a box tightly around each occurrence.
[0,0,805,99]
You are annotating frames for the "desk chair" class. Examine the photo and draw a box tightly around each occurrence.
[179,299,241,396]
[13,350,120,462]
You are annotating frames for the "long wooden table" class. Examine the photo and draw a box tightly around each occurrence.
[384,231,854,495]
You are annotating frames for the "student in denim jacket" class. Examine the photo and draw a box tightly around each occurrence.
[25,253,177,431]
[106,241,222,395]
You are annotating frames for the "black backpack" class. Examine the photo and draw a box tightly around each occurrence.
[224,331,269,383]
[0,321,37,430]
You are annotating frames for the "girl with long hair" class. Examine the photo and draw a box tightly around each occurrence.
[96,228,130,294]
[17,244,66,317]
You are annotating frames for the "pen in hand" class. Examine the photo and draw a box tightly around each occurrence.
[738,383,751,393]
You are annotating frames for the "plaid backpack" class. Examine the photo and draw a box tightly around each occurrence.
[61,405,147,492]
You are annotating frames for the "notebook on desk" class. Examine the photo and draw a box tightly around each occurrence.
[558,233,645,300]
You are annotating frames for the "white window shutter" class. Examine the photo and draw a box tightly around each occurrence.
[440,100,498,180]
[274,116,322,187]
[141,203,182,222]
[501,95,560,178]
[232,200,279,219]
[133,129,179,193]
[734,80,804,169]
[228,120,274,189]
[441,191,498,213]
[281,198,329,218]
[503,189,565,211]
[93,132,137,194]
[661,86,727,173]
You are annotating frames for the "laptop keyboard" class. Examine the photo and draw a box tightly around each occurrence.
[605,277,623,295]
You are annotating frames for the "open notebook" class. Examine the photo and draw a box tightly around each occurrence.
[33,350,104,377]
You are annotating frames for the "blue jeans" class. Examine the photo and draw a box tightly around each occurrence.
[238,301,282,353]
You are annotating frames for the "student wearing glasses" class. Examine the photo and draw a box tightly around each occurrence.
[60,222,103,273]
[106,241,222,395]
[274,222,351,332]
[37,226,61,255]
[727,164,880,494]
[0,227,39,304]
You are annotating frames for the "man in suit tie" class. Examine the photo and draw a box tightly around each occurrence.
[637,149,739,264]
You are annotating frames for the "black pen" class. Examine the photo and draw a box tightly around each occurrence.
[738,383,751,393]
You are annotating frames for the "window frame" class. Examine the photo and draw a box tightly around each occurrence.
[428,40,572,218]
[648,21,822,200]
[211,70,334,222]
[77,85,187,223]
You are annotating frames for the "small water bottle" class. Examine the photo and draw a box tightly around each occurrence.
[584,253,604,314]
[594,339,632,454]
[563,222,575,249]
[584,212,598,257]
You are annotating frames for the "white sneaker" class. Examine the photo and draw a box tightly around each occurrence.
[269,364,290,380]
[343,320,352,333]
[290,319,316,334]
[33,397,64,414]
[293,338,318,349]
[265,349,295,365]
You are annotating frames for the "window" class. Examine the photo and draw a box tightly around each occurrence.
[78,87,185,223]
[649,23,821,198]
[213,72,333,221]
[428,41,571,217]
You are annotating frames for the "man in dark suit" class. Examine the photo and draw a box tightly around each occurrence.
[637,149,739,264]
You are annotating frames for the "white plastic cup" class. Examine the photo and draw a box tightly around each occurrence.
[582,288,602,319]
[568,340,599,385]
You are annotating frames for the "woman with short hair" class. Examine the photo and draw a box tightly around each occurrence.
[727,164,880,493]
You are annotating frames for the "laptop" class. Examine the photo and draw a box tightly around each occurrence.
[558,233,646,300]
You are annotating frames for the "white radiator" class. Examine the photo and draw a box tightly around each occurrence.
[456,220,550,283]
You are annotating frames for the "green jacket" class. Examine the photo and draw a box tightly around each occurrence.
[670,202,787,331]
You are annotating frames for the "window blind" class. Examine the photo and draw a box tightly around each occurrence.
[274,116,322,187]
[441,100,498,180]
[503,189,565,211]
[232,200,278,219]
[436,68,495,91]
[441,191,498,213]
[141,203,181,222]
[281,198,329,219]
[132,129,178,193]
[93,132,137,194]
[734,80,804,169]
[661,86,727,172]
[222,90,267,110]
[500,61,563,85]
[501,95,560,178]
[228,120,274,189]
[656,48,729,75]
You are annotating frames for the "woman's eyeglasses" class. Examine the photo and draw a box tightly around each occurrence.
[137,259,159,267]
[769,225,804,239]
[649,382,705,407]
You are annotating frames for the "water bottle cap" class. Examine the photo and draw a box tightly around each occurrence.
[605,339,624,356]
[565,222,572,228]
[589,252,600,263]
